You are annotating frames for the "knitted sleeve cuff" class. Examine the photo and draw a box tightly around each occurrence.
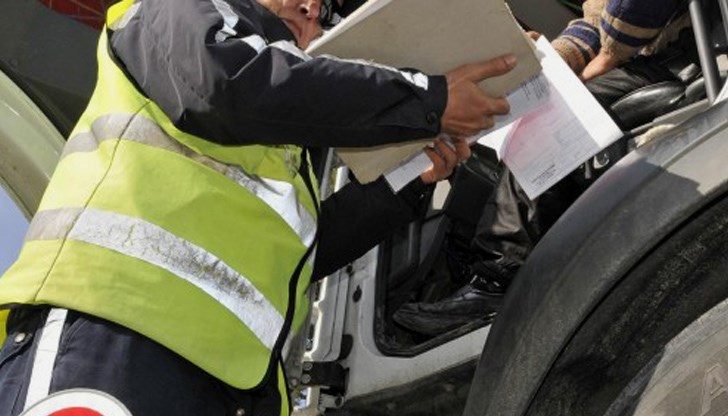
[552,20,600,73]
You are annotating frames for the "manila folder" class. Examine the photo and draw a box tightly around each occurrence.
[307,0,541,184]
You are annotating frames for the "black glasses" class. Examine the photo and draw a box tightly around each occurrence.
[318,0,337,29]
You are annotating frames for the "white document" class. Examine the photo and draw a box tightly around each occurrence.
[384,74,550,191]
[308,0,542,184]
[477,73,549,158]
[386,37,622,199]
[498,37,622,199]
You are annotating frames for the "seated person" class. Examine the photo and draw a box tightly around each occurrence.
[394,0,701,336]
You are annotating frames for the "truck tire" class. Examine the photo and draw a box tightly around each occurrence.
[606,297,728,416]
[526,192,728,415]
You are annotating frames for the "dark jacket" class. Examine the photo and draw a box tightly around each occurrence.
[109,0,445,278]
[109,0,447,147]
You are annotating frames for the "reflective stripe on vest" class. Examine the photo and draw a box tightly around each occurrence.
[26,208,284,349]
[62,113,317,247]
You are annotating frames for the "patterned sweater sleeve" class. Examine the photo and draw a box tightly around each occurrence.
[551,0,604,73]
[552,0,683,73]
[599,0,684,61]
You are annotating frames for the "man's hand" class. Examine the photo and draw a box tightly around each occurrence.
[581,50,620,81]
[441,55,516,137]
[419,136,472,184]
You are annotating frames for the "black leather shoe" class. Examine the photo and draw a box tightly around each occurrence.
[393,263,514,336]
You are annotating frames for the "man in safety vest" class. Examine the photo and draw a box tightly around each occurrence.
[0,0,516,414]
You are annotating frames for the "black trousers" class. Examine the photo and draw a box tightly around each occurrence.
[0,307,284,416]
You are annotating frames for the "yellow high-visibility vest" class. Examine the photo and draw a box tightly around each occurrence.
[0,1,318,399]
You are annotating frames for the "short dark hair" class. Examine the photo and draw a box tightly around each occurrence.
[319,0,367,28]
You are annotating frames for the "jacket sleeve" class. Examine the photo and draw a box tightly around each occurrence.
[312,177,433,279]
[108,0,447,148]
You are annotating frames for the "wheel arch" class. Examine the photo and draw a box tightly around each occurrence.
[463,101,728,416]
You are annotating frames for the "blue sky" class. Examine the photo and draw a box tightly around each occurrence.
[0,186,28,275]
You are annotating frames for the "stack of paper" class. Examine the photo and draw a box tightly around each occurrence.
[492,37,622,199]
[308,0,622,199]
[306,0,541,184]
[385,38,622,199]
